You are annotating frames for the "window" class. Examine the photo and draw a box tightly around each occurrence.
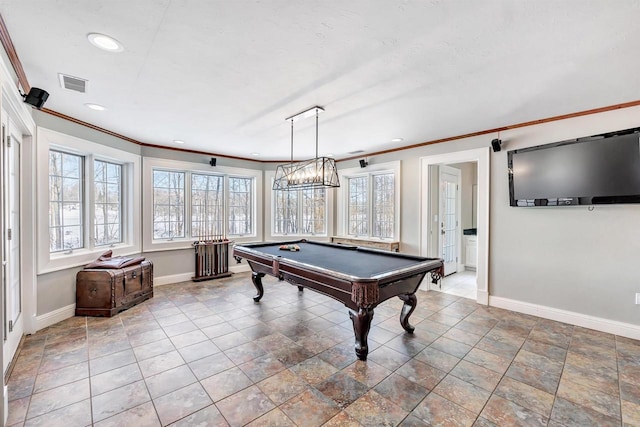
[143,158,261,251]
[228,177,253,236]
[273,187,326,235]
[37,127,142,274]
[49,150,83,252]
[191,173,224,239]
[338,161,400,240]
[94,160,122,246]
[153,171,185,239]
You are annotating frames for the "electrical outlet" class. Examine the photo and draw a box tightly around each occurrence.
[636,293,640,305]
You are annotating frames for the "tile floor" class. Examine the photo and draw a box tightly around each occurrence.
[6,272,640,426]
[426,270,477,300]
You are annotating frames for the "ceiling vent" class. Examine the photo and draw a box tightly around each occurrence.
[58,73,87,93]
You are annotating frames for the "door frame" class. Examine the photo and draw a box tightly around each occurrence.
[438,165,462,276]
[419,147,490,304]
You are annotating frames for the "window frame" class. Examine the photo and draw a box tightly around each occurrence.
[336,160,401,240]
[93,159,123,247]
[142,157,262,252]
[265,170,333,240]
[37,127,141,274]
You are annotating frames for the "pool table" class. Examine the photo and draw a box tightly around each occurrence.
[233,239,443,360]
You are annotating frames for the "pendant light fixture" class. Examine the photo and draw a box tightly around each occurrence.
[272,106,340,190]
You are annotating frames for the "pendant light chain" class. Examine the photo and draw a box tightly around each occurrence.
[315,107,319,159]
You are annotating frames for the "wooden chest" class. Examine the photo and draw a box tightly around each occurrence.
[75,260,153,317]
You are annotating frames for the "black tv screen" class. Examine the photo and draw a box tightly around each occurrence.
[508,128,640,206]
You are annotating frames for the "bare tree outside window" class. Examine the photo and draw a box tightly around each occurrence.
[274,189,298,234]
[153,170,185,239]
[49,150,83,252]
[373,173,394,238]
[228,177,252,236]
[192,173,224,239]
[302,188,325,234]
[348,176,368,235]
[94,160,122,246]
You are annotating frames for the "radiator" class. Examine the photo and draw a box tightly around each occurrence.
[193,240,233,281]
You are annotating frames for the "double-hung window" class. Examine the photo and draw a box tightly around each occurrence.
[338,161,400,240]
[272,187,326,236]
[37,127,141,273]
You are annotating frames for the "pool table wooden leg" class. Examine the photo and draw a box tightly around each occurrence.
[251,272,265,302]
[398,293,417,333]
[349,307,374,361]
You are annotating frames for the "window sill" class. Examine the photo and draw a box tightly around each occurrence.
[38,243,141,275]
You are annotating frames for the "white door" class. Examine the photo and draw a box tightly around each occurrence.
[438,166,461,276]
[2,116,23,376]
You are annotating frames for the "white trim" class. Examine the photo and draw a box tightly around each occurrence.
[477,289,489,305]
[489,296,640,341]
[419,147,490,305]
[142,157,263,252]
[34,303,76,332]
[336,160,401,239]
[36,127,142,274]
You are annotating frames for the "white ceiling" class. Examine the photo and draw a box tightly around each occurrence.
[1,1,640,160]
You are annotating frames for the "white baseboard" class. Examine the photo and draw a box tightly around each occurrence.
[34,303,76,332]
[477,289,489,305]
[154,273,194,287]
[489,296,640,341]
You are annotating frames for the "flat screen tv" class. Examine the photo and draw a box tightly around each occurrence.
[508,127,640,207]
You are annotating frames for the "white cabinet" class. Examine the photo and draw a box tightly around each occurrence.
[464,235,477,269]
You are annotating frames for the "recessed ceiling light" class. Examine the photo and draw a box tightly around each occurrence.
[391,138,404,143]
[84,103,106,111]
[251,152,260,156]
[325,153,334,157]
[87,33,124,52]
[173,140,185,144]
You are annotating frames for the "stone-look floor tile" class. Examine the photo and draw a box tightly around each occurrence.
[90,348,136,375]
[514,349,564,376]
[475,336,520,360]
[138,350,185,378]
[342,360,392,388]
[212,330,251,351]
[7,396,30,425]
[290,355,338,385]
[521,339,567,362]
[271,343,316,367]
[280,387,340,427]
[527,328,572,349]
[246,408,296,426]
[323,410,364,426]
[238,353,287,383]
[145,364,197,399]
[169,404,229,427]
[411,392,477,427]
[192,314,226,329]
[89,336,132,359]
[413,346,461,373]
[480,394,547,427]
[153,382,213,426]
[384,335,428,357]
[367,346,412,371]
[566,347,617,371]
[505,361,559,395]
[26,378,90,419]
[217,385,276,427]
[133,338,176,361]
[374,373,429,412]
[317,343,360,370]
[433,374,491,415]
[256,369,308,405]
[443,327,483,347]
[91,380,151,422]
[38,347,88,373]
[550,397,620,427]
[429,336,473,359]
[296,333,339,354]
[223,341,266,365]
[463,348,510,375]
[619,359,640,387]
[8,377,35,401]
[91,363,143,396]
[570,339,617,361]
[315,371,370,409]
[622,380,640,405]
[494,376,554,417]
[32,362,88,394]
[201,322,237,339]
[622,399,640,426]
[450,360,502,392]
[200,366,253,402]
[399,414,429,426]
[472,417,498,427]
[561,362,619,397]
[396,359,447,390]
[177,339,221,363]
[24,398,92,427]
[346,390,408,426]
[170,329,209,348]
[557,377,621,420]
[94,401,160,427]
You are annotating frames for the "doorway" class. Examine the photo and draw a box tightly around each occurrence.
[419,147,490,304]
